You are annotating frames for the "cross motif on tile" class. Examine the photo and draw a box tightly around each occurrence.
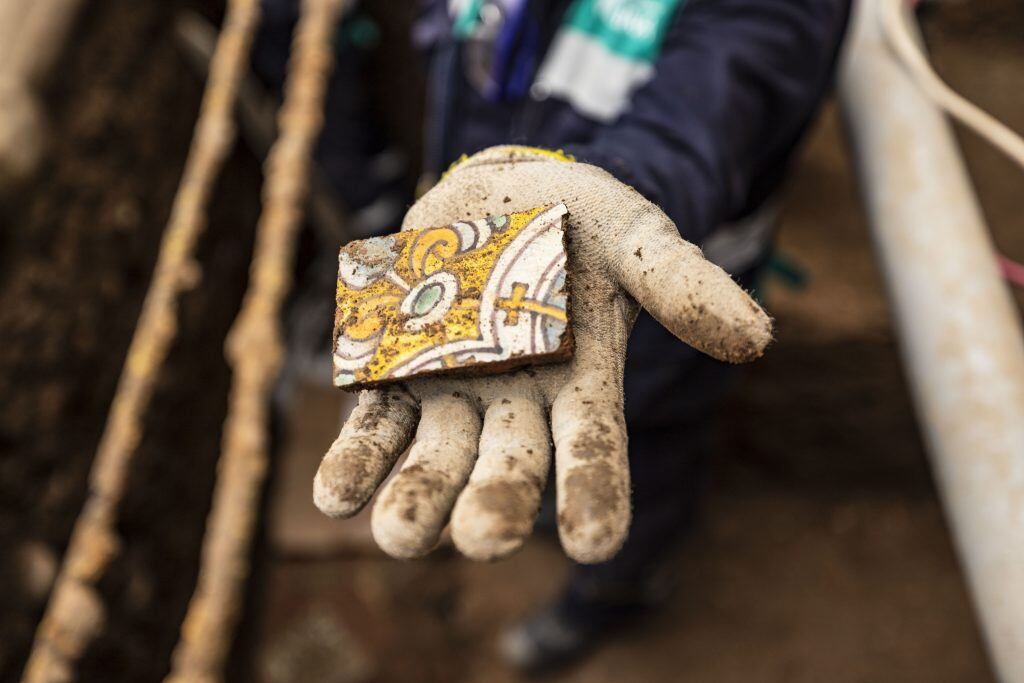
[497,282,568,327]
[497,283,530,325]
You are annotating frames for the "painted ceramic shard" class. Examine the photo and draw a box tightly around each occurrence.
[333,204,573,388]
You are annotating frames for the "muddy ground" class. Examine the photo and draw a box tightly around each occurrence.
[1,1,1023,681]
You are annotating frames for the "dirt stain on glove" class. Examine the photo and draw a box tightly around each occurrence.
[559,459,626,555]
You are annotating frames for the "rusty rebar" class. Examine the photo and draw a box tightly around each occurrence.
[20,3,261,682]
[164,1,342,680]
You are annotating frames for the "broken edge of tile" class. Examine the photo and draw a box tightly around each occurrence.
[333,203,573,389]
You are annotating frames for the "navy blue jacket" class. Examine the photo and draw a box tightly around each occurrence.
[420,0,850,246]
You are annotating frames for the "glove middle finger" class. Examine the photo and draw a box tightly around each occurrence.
[450,392,551,561]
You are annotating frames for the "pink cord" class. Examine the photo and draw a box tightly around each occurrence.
[998,254,1024,289]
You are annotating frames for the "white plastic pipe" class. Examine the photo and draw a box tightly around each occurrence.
[839,1,1024,680]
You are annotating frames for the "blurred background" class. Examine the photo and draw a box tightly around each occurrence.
[1,0,1023,681]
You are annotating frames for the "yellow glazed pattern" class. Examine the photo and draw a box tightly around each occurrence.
[333,204,572,388]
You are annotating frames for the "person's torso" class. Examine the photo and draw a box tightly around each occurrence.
[416,0,686,172]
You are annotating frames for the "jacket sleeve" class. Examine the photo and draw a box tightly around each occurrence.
[564,0,851,244]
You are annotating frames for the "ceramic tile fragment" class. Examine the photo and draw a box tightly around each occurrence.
[333,204,572,388]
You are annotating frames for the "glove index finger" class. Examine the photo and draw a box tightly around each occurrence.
[551,369,631,564]
[609,207,773,363]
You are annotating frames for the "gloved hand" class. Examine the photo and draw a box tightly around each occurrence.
[314,146,772,563]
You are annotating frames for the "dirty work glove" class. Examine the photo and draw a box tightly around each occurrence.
[314,146,772,563]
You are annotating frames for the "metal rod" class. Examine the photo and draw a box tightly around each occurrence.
[20,3,261,681]
[163,1,342,680]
